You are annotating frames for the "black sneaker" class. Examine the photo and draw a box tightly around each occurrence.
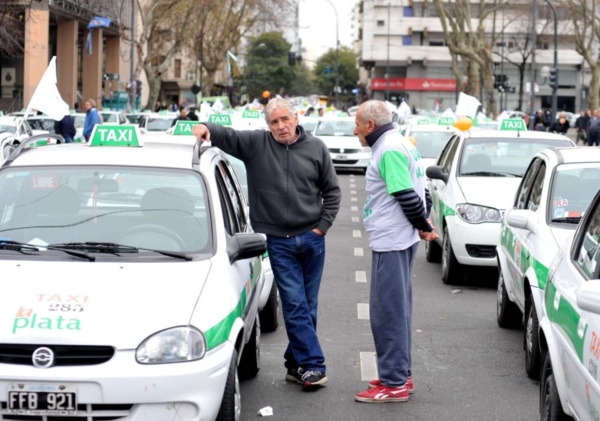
[286,367,304,384]
[301,370,328,390]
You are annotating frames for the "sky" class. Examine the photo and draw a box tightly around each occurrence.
[297,0,357,66]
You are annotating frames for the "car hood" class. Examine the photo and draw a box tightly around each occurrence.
[0,260,210,348]
[457,177,522,210]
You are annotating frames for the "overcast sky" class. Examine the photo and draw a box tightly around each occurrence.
[298,0,357,65]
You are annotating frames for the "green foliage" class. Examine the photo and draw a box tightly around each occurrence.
[313,46,359,98]
[243,32,297,99]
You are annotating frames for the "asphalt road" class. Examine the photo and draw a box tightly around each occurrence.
[240,171,539,421]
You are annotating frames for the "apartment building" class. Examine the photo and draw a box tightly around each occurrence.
[355,0,585,113]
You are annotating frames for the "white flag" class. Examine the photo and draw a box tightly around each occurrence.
[455,92,481,119]
[26,56,70,121]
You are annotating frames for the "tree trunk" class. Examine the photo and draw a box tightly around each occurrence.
[590,64,600,110]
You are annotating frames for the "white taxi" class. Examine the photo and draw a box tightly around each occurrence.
[0,125,267,420]
[402,116,457,172]
[314,116,370,172]
[497,147,600,379]
[426,119,574,284]
[539,187,600,421]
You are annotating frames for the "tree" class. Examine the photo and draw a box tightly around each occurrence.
[243,31,296,99]
[313,46,359,104]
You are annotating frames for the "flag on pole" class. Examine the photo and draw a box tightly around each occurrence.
[25,56,70,121]
[455,92,481,119]
[86,16,111,56]
[226,50,238,78]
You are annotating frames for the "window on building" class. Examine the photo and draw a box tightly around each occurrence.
[377,20,385,26]
[429,41,444,47]
[174,59,181,79]
[403,35,412,46]
[403,6,413,17]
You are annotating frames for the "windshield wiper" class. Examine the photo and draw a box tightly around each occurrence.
[551,216,582,224]
[0,240,95,260]
[49,242,192,261]
[461,171,509,177]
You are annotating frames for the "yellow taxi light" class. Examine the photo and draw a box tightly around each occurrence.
[453,117,473,131]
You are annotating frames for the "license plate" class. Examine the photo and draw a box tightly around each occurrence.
[8,384,77,414]
[336,154,348,160]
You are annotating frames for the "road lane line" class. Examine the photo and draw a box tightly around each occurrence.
[360,352,378,382]
[351,197,357,202]
[354,247,364,256]
[352,216,359,223]
[351,190,357,194]
[357,303,370,319]
[353,230,362,238]
[355,270,367,283]
[351,206,358,211]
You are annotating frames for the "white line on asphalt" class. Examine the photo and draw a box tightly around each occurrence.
[350,184,356,188]
[352,216,359,223]
[355,270,367,283]
[353,230,362,238]
[351,197,357,202]
[357,303,370,320]
[351,190,357,194]
[354,247,364,256]
[351,206,358,211]
[360,352,378,382]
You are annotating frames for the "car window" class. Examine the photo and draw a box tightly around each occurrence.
[436,134,457,167]
[101,113,117,123]
[526,163,546,212]
[459,138,572,177]
[442,137,460,173]
[215,161,247,234]
[314,120,355,136]
[576,202,600,278]
[411,131,453,159]
[0,125,16,134]
[0,166,211,254]
[551,165,600,220]
[147,118,173,132]
[515,158,542,209]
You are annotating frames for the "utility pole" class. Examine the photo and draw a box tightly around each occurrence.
[528,0,537,129]
[545,0,558,125]
[129,0,135,111]
[324,0,340,109]
[386,2,391,102]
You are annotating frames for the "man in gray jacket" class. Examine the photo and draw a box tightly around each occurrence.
[193,98,341,390]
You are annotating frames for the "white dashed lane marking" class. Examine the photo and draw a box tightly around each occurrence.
[351,206,358,211]
[355,270,367,283]
[357,303,370,320]
[360,352,378,382]
[352,216,360,223]
[354,247,364,257]
[353,230,362,238]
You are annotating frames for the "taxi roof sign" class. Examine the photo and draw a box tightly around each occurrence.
[437,117,454,125]
[417,119,431,125]
[208,114,233,126]
[89,124,143,147]
[173,120,201,135]
[499,118,527,131]
[242,109,260,119]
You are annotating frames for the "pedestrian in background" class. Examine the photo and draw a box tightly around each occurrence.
[187,107,199,121]
[193,97,341,391]
[54,114,77,143]
[575,111,589,145]
[83,99,100,141]
[304,106,315,117]
[171,106,190,127]
[588,109,600,147]
[549,111,570,135]
[353,100,438,403]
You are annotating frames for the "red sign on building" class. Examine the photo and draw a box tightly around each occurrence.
[371,78,457,92]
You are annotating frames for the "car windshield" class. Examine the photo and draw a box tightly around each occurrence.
[101,113,118,123]
[28,119,56,133]
[411,131,453,159]
[550,165,600,221]
[0,125,16,134]
[301,119,318,135]
[147,118,173,132]
[314,120,355,136]
[126,114,144,124]
[73,115,85,128]
[459,137,573,177]
[0,167,212,256]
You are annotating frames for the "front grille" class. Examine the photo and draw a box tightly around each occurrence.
[329,148,359,154]
[332,160,359,165]
[0,403,132,420]
[465,244,497,258]
[0,345,115,367]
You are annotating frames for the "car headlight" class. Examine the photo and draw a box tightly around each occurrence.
[136,326,206,364]
[455,203,502,223]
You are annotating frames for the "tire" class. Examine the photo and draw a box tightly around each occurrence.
[425,237,442,263]
[239,316,260,380]
[217,349,241,421]
[525,297,541,379]
[496,271,521,329]
[441,225,465,284]
[540,353,571,421]
[259,281,279,333]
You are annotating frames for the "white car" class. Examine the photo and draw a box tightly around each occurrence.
[538,187,600,420]
[425,119,574,284]
[27,115,85,143]
[0,125,268,420]
[402,119,457,172]
[100,110,130,125]
[0,116,38,141]
[314,117,370,172]
[497,147,600,380]
[138,113,176,134]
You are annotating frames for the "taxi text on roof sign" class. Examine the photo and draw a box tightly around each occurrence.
[242,109,260,119]
[437,117,454,125]
[500,118,527,131]
[173,120,201,135]
[89,124,143,147]
[208,114,233,126]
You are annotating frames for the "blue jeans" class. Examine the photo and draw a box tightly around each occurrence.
[267,231,326,373]
[62,136,73,143]
[370,243,418,387]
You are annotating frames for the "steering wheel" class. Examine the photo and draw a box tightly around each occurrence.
[119,224,186,250]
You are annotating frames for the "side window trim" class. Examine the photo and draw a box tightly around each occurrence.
[515,158,542,209]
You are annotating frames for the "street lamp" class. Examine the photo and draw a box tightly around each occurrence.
[323,0,339,109]
[545,0,558,125]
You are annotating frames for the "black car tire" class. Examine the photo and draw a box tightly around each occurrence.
[496,271,521,329]
[441,225,465,284]
[525,297,541,379]
[540,352,571,421]
[425,237,442,263]
[217,349,241,421]
[239,316,260,380]
[259,281,279,333]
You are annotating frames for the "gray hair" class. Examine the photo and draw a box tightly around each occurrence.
[264,98,296,124]
[358,100,392,127]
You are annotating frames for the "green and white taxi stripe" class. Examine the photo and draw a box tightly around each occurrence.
[500,224,549,289]
[432,197,456,217]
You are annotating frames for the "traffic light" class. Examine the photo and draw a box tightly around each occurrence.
[288,52,296,66]
[549,67,559,89]
[494,74,507,89]
[136,80,142,97]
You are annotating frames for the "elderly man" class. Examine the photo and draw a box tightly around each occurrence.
[193,98,341,391]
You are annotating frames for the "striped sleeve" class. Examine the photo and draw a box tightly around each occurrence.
[392,189,432,232]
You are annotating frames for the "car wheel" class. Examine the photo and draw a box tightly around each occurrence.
[525,298,541,379]
[217,349,241,421]
[441,225,464,284]
[425,237,442,263]
[540,353,571,421]
[496,271,521,329]
[259,281,279,333]
[239,316,260,380]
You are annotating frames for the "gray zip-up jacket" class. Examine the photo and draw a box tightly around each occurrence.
[204,122,341,237]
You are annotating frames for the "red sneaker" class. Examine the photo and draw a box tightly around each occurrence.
[355,384,409,403]
[368,377,414,393]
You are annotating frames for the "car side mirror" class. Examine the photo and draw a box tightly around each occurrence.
[227,233,267,264]
[577,281,600,315]
[426,165,448,183]
[506,209,537,234]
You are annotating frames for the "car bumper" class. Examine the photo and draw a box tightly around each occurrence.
[0,342,234,421]
[447,216,500,267]
[329,152,370,169]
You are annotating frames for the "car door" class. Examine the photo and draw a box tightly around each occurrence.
[547,198,600,417]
